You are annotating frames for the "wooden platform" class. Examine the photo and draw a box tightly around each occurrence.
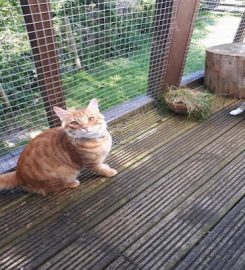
[0,96,244,270]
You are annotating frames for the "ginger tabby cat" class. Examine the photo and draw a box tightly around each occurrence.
[0,99,117,195]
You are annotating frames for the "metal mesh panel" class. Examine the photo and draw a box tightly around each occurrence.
[51,0,157,109]
[0,0,177,172]
[0,1,49,172]
[0,0,244,173]
[183,0,245,77]
[50,0,178,110]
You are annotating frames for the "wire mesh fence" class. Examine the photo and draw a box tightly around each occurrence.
[0,1,49,172]
[0,0,244,173]
[51,0,157,110]
[183,0,245,76]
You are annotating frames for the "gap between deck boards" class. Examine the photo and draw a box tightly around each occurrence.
[0,98,238,246]
[35,114,244,269]
[0,98,244,269]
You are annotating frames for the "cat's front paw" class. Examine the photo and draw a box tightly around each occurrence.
[66,180,80,189]
[106,168,118,177]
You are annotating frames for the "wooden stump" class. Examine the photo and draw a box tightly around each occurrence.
[205,43,245,98]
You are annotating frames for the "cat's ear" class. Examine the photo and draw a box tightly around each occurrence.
[87,98,99,111]
[53,106,70,121]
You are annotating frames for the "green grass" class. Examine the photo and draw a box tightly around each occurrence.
[61,12,225,110]
[183,12,218,75]
[62,45,151,111]
[184,12,240,76]
[165,87,214,121]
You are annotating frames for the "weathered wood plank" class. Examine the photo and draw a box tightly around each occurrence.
[175,198,245,270]
[0,115,196,246]
[0,103,243,269]
[0,97,237,217]
[37,124,245,270]
[105,153,245,270]
[1,95,231,211]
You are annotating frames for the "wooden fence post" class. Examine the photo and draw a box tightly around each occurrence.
[163,0,201,90]
[233,12,245,43]
[148,0,201,98]
[147,0,178,99]
[20,0,66,127]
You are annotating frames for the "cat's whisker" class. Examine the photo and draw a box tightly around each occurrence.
[72,136,78,144]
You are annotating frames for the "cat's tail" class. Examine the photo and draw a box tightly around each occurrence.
[0,171,22,189]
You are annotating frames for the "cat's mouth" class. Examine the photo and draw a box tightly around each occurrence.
[66,129,103,139]
[69,127,90,134]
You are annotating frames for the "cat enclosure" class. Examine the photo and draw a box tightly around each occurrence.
[1,0,244,173]
[0,0,245,269]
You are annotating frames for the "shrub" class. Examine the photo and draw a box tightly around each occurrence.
[53,0,154,69]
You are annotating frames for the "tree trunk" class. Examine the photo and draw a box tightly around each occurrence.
[205,43,245,98]
[0,82,11,109]
[63,16,82,70]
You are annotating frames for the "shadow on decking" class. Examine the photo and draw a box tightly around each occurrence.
[0,96,244,270]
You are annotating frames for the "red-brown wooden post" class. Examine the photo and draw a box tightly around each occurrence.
[147,0,178,99]
[20,0,66,127]
[163,0,201,89]
[148,0,201,98]
[233,12,245,43]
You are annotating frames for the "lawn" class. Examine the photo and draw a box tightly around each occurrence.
[184,13,240,75]
[62,12,241,111]
[62,44,151,111]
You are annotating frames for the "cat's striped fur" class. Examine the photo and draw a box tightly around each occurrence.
[0,99,117,195]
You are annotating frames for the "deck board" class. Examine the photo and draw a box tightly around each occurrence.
[0,97,244,270]
[175,198,245,270]
[104,153,244,270]
[38,123,245,270]
[0,103,241,246]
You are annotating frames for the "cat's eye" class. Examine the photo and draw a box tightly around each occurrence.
[70,121,79,125]
[88,116,95,122]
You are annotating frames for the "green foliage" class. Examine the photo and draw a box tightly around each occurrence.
[183,11,219,75]
[62,45,150,110]
[0,0,231,152]
[0,0,41,123]
[53,0,154,68]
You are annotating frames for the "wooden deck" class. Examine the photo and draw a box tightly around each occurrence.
[0,96,244,270]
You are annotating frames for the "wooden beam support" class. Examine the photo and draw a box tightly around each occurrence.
[163,0,201,91]
[20,0,66,127]
[233,12,245,43]
[148,0,201,99]
[147,0,178,99]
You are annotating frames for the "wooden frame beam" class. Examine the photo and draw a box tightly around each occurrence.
[163,0,201,91]
[233,11,245,43]
[20,0,66,127]
[147,0,178,99]
[148,0,201,98]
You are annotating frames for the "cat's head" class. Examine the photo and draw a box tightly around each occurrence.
[53,99,107,139]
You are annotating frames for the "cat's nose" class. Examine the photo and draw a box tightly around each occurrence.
[80,124,88,130]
